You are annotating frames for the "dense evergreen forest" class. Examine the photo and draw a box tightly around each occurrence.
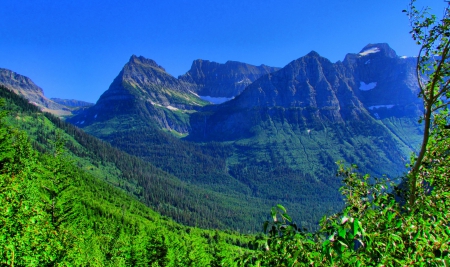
[0,91,257,266]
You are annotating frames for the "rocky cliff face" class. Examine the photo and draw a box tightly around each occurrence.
[231,51,364,121]
[189,43,421,140]
[100,55,203,109]
[179,60,280,98]
[0,68,72,115]
[343,43,421,119]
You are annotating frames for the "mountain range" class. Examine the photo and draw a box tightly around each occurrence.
[0,68,93,116]
[1,43,424,230]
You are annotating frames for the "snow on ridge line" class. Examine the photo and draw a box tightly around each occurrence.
[368,105,394,110]
[359,81,377,91]
[359,47,380,56]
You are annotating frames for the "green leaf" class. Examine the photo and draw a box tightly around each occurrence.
[339,228,346,238]
[353,218,360,236]
[282,213,292,223]
[276,204,287,213]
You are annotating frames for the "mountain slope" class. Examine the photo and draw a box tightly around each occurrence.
[64,54,346,229]
[69,55,208,135]
[40,44,423,232]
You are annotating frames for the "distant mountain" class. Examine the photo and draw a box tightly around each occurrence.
[0,68,72,116]
[50,98,94,107]
[179,60,280,99]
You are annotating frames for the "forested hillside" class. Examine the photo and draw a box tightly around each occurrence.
[0,89,255,266]
[0,85,272,231]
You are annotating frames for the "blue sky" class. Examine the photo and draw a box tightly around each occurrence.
[0,0,446,103]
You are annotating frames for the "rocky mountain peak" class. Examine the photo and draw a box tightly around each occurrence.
[358,43,397,58]
[343,43,398,66]
[304,50,322,58]
[128,55,166,72]
[0,68,44,94]
[0,68,73,116]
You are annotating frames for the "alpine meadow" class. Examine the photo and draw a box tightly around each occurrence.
[1,1,449,266]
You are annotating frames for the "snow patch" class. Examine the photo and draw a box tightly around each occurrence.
[400,56,408,59]
[94,114,97,119]
[374,113,380,119]
[166,105,179,111]
[188,90,200,97]
[368,105,394,110]
[237,78,250,84]
[80,121,85,124]
[365,59,371,64]
[359,47,380,56]
[359,82,377,91]
[149,100,163,107]
[199,95,234,104]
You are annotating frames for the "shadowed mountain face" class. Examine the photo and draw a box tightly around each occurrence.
[0,68,72,115]
[179,60,280,98]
